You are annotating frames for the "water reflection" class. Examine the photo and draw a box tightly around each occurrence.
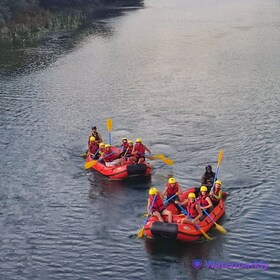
[88,172,152,200]
[145,234,226,278]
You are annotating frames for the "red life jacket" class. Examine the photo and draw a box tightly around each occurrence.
[126,146,133,156]
[134,143,145,157]
[166,182,179,198]
[187,201,199,218]
[149,195,164,212]
[103,149,116,162]
[199,194,209,207]
[122,142,129,149]
[89,142,99,154]
[211,188,222,202]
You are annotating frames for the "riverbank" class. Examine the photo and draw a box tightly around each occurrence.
[0,1,144,46]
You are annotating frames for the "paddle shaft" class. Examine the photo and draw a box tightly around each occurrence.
[210,150,223,193]
[164,194,177,204]
[106,118,112,145]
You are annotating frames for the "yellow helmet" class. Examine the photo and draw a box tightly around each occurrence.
[105,144,111,148]
[168,177,176,184]
[188,192,196,198]
[136,138,142,143]
[200,186,208,192]
[215,180,222,186]
[90,136,95,141]
[149,187,158,195]
[99,142,105,147]
[128,140,133,144]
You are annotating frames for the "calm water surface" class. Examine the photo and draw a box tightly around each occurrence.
[1,0,279,279]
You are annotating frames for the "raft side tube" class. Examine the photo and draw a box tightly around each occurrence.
[127,164,147,176]
[151,221,178,239]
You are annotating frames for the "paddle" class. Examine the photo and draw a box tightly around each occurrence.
[149,154,174,165]
[163,193,177,204]
[84,151,115,170]
[177,204,213,240]
[137,194,157,238]
[210,150,224,193]
[106,118,113,145]
[201,207,227,234]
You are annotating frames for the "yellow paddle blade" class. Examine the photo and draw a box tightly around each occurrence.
[143,213,148,217]
[200,229,213,240]
[84,160,97,170]
[152,154,165,159]
[150,154,174,165]
[106,118,113,132]
[162,157,174,165]
[82,152,87,158]
[215,222,227,234]
[137,226,144,238]
[217,150,224,167]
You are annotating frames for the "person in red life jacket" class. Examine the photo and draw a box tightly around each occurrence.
[126,140,134,157]
[147,187,172,223]
[131,138,152,164]
[162,177,183,204]
[88,136,99,159]
[210,180,223,206]
[121,140,134,165]
[100,144,120,166]
[197,186,213,213]
[201,165,216,192]
[175,192,203,224]
[96,142,105,159]
[88,126,103,145]
[119,137,129,158]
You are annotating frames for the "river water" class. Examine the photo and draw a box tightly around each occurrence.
[0,0,279,279]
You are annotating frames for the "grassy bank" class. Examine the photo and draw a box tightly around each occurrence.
[0,0,143,45]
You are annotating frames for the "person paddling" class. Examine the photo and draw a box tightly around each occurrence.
[175,192,203,224]
[210,180,223,206]
[100,144,121,166]
[147,187,172,223]
[131,138,152,164]
[162,177,183,211]
[197,186,213,213]
[88,136,99,159]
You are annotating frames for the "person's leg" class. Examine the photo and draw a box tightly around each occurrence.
[180,217,192,224]
[162,209,172,223]
[153,211,164,222]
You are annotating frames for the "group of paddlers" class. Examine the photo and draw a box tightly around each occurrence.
[146,166,223,225]
[87,126,152,166]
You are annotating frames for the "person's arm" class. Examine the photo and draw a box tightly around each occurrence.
[177,184,183,195]
[98,132,103,143]
[176,198,187,206]
[161,186,168,197]
[147,198,151,213]
[201,197,213,209]
[145,145,152,156]
[201,174,206,185]
[132,146,137,155]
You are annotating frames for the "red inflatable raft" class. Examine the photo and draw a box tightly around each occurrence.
[85,146,152,180]
[144,187,226,242]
